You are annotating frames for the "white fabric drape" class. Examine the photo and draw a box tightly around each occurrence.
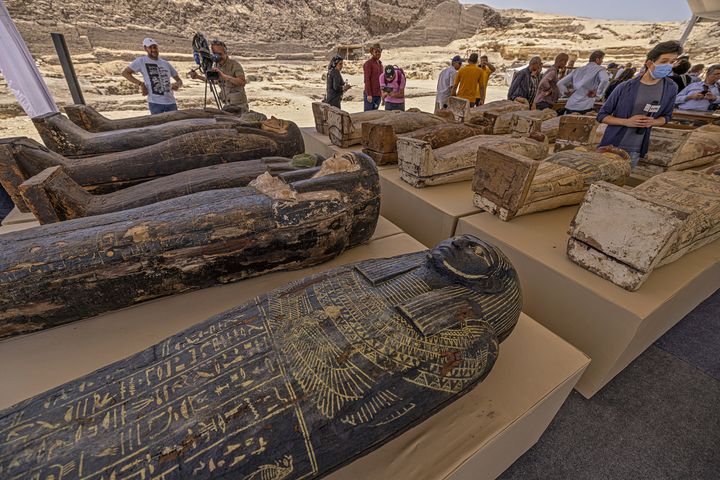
[687,0,720,20]
[0,0,58,118]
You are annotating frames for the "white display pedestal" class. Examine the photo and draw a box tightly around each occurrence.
[379,168,480,247]
[456,206,720,398]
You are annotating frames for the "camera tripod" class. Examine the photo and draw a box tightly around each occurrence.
[202,72,223,110]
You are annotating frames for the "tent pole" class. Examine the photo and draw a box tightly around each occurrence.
[679,15,699,46]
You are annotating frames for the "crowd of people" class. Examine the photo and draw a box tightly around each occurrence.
[320,41,718,121]
[120,37,718,123]
[318,39,718,171]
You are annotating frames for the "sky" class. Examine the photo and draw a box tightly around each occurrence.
[463,0,693,22]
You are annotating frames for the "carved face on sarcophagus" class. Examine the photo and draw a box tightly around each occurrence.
[567,170,720,290]
[473,146,631,221]
[0,152,380,339]
[0,235,521,479]
[0,120,305,212]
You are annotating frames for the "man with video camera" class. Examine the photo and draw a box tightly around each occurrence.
[189,39,249,113]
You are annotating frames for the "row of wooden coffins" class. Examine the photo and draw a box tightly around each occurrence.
[0,106,529,479]
[310,98,720,292]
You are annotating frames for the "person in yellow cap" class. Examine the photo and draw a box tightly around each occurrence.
[451,53,483,105]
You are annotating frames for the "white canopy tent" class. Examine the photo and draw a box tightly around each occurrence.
[680,0,720,44]
[0,0,58,118]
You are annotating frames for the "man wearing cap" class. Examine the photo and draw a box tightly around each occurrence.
[380,65,406,111]
[189,39,249,113]
[122,38,183,114]
[452,53,484,105]
[363,44,383,111]
[435,55,463,112]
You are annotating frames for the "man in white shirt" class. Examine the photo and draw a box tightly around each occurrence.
[435,55,463,112]
[676,64,720,111]
[122,38,183,114]
[558,50,609,114]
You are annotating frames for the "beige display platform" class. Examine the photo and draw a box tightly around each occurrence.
[456,206,720,398]
[0,206,36,226]
[0,219,38,235]
[0,230,588,480]
[380,168,481,247]
[301,127,395,170]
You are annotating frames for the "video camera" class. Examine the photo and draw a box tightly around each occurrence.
[192,32,220,81]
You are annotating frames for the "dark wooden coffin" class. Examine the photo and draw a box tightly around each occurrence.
[0,235,521,479]
[0,152,379,339]
[361,111,448,165]
[65,104,226,131]
[20,155,323,224]
[0,121,305,211]
[32,112,278,157]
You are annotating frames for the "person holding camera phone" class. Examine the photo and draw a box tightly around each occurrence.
[380,65,406,111]
[676,64,720,111]
[122,38,183,115]
[189,39,249,113]
[324,55,351,109]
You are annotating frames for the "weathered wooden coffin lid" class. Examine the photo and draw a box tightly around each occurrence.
[63,104,265,132]
[473,146,630,221]
[567,170,720,291]
[398,133,548,188]
[361,111,449,154]
[325,105,394,147]
[645,124,720,170]
[0,235,521,479]
[0,122,305,207]
[32,112,270,157]
[18,155,322,224]
[0,152,380,339]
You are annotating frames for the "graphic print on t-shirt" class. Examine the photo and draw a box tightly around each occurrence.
[145,63,170,95]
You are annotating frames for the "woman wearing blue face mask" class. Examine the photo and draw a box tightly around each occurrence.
[597,41,683,168]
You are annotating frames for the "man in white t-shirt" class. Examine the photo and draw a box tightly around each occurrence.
[435,55,463,112]
[122,38,183,114]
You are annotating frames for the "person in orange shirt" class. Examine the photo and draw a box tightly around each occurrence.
[451,53,483,105]
[475,55,496,105]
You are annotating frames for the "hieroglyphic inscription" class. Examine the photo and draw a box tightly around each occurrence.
[0,236,522,479]
[0,309,316,479]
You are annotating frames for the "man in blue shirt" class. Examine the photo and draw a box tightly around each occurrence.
[597,41,683,168]
[676,64,720,111]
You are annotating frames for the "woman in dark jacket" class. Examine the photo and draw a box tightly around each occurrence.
[604,68,636,99]
[324,55,350,108]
